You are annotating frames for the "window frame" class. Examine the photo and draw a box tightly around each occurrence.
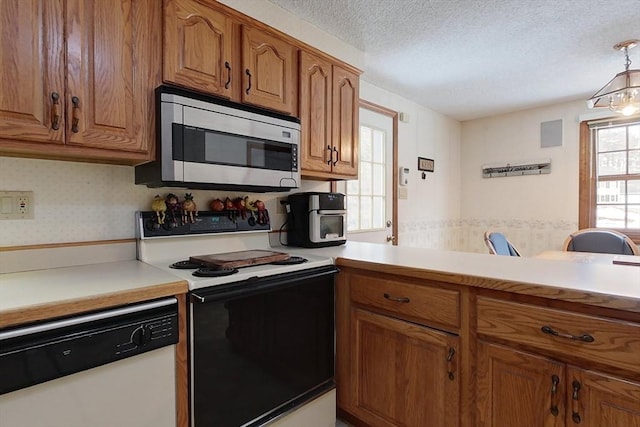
[578,119,640,243]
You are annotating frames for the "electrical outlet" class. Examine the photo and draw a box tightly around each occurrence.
[0,191,34,219]
[276,197,288,214]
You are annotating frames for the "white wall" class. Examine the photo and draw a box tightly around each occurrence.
[460,99,592,255]
[1,0,462,250]
[356,81,461,249]
[0,156,329,246]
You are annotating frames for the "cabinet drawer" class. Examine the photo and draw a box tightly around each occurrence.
[477,297,640,374]
[350,273,460,331]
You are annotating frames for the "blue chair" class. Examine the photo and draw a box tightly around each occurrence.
[563,228,640,255]
[484,231,521,256]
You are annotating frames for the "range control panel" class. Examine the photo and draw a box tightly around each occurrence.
[138,210,271,238]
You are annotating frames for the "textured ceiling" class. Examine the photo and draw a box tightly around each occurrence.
[267,0,640,121]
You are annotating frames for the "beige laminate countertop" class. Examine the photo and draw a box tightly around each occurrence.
[0,261,188,329]
[284,241,640,313]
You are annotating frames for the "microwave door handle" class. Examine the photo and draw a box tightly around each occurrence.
[317,210,347,215]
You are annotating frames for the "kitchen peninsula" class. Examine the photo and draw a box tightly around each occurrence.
[301,241,640,427]
[2,241,640,426]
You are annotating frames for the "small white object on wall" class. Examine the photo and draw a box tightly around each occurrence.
[540,119,563,148]
[399,167,409,186]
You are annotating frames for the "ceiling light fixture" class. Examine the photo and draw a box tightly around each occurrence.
[587,39,640,116]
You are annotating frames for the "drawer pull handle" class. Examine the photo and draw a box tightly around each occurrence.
[326,145,332,165]
[550,374,560,416]
[446,347,456,380]
[571,380,582,424]
[541,326,595,343]
[383,293,410,303]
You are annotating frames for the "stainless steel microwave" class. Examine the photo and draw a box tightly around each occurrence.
[135,86,301,192]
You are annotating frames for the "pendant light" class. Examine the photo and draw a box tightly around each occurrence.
[587,39,640,116]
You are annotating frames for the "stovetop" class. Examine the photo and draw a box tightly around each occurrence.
[144,252,333,290]
[135,210,334,290]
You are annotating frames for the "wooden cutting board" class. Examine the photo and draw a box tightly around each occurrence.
[190,250,290,269]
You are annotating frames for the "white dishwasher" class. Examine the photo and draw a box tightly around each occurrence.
[0,298,178,427]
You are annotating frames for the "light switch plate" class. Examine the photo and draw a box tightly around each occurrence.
[0,191,34,219]
[398,187,408,200]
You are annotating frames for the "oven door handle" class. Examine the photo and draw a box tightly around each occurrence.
[190,265,339,304]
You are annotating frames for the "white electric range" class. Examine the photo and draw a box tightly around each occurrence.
[136,210,337,427]
[136,210,333,289]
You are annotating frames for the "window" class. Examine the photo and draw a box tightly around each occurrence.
[579,118,640,242]
[347,124,386,232]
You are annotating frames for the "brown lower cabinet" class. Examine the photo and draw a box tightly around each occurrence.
[337,267,461,427]
[347,308,460,427]
[477,341,640,426]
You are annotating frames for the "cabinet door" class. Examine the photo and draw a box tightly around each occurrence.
[568,367,640,427]
[66,0,159,155]
[331,64,359,177]
[242,26,297,115]
[0,0,64,144]
[163,0,234,98]
[477,342,565,427]
[299,51,332,174]
[349,308,459,427]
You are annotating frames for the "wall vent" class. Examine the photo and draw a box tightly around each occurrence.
[482,159,551,178]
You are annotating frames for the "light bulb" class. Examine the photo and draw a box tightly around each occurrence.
[621,103,639,116]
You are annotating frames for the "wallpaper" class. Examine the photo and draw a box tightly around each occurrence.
[0,157,306,246]
[399,218,578,256]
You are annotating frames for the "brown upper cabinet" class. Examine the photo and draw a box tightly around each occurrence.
[241,26,297,115]
[0,0,160,165]
[163,0,298,116]
[300,51,359,179]
[163,0,234,99]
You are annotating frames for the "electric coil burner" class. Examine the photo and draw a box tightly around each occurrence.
[169,256,308,277]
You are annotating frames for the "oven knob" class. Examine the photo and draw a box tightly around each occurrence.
[248,216,256,227]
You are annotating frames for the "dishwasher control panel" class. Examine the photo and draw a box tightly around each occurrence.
[0,298,178,395]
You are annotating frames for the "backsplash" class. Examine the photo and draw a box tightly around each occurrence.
[399,218,578,256]
[1,156,576,255]
[0,157,326,246]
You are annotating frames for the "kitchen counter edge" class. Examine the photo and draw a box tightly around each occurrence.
[0,260,188,329]
[279,241,640,314]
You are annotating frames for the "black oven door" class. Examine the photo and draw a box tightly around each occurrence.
[189,266,338,427]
